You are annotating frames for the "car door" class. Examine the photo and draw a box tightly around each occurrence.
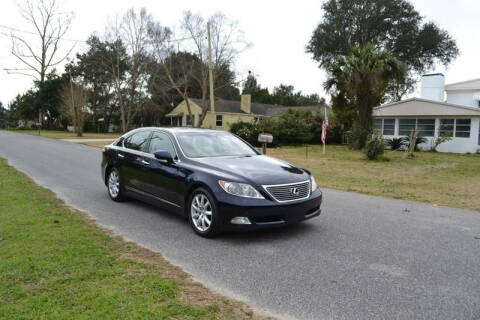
[142,130,187,210]
[120,130,152,192]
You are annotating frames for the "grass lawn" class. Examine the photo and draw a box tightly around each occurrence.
[0,158,266,320]
[8,129,120,140]
[268,145,480,211]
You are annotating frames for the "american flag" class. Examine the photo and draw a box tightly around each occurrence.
[321,106,328,145]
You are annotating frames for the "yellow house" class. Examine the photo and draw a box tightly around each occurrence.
[166,94,322,130]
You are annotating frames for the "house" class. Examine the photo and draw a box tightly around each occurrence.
[165,94,322,130]
[373,74,480,153]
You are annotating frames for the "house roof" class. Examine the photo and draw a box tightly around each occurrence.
[445,78,480,91]
[373,98,480,117]
[189,98,322,116]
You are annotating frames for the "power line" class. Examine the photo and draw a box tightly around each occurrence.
[0,24,86,43]
[0,24,195,44]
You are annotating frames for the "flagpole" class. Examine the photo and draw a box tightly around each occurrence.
[322,106,327,154]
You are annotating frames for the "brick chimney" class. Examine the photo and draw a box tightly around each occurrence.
[241,94,251,114]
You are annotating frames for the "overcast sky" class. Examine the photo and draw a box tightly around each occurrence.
[1,0,479,106]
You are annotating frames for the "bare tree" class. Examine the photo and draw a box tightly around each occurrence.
[105,8,154,132]
[180,11,249,127]
[148,23,196,122]
[7,0,74,127]
[59,81,88,137]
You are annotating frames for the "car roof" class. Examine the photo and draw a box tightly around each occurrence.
[124,127,228,135]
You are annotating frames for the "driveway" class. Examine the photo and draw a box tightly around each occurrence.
[1,130,479,320]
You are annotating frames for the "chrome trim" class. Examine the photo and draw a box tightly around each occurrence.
[262,180,311,203]
[116,128,181,164]
[125,186,181,208]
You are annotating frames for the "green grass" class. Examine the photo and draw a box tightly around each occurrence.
[8,129,120,140]
[0,158,263,320]
[269,145,480,211]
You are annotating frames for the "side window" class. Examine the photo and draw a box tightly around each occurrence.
[123,131,151,152]
[148,132,177,158]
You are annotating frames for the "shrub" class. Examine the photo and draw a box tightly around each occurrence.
[230,109,344,146]
[406,135,427,151]
[385,137,408,150]
[364,133,385,160]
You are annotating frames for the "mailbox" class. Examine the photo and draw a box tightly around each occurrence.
[258,133,273,154]
[258,133,273,143]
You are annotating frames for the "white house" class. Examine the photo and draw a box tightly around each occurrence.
[373,74,480,153]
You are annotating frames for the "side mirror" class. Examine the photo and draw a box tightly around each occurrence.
[154,150,174,163]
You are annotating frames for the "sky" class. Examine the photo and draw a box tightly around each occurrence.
[0,0,479,106]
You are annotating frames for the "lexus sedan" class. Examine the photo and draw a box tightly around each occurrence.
[101,127,322,237]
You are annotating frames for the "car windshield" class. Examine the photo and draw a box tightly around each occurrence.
[176,132,258,158]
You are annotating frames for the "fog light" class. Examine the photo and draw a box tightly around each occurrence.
[230,217,251,225]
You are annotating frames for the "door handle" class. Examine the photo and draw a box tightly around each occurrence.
[118,153,125,158]
[141,159,150,165]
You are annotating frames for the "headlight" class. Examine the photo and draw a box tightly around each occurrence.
[218,180,264,199]
[310,175,318,192]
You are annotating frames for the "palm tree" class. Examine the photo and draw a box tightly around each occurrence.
[324,44,406,149]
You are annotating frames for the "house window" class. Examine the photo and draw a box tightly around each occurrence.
[373,119,382,132]
[373,118,395,135]
[383,119,395,135]
[186,114,194,126]
[439,119,454,136]
[398,119,416,136]
[455,119,471,137]
[417,119,435,137]
[216,115,223,127]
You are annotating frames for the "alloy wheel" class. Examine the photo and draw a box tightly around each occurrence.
[191,193,213,232]
[108,169,120,198]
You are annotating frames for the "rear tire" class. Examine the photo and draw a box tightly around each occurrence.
[107,167,125,202]
[188,188,221,238]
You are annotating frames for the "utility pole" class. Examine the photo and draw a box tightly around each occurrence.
[207,22,215,127]
[68,68,76,136]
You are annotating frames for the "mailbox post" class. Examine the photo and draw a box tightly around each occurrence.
[258,133,273,154]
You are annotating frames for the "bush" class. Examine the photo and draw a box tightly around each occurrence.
[364,133,385,160]
[406,135,427,151]
[230,109,344,146]
[385,137,408,150]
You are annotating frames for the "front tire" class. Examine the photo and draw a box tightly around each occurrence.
[107,167,125,202]
[188,188,221,237]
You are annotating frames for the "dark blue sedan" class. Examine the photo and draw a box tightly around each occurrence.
[101,127,322,237]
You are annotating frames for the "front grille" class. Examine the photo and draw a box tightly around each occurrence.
[264,180,310,202]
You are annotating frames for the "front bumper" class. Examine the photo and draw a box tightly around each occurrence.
[217,189,322,230]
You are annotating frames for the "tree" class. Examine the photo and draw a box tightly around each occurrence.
[7,0,74,128]
[242,72,324,106]
[307,0,458,99]
[242,72,272,103]
[34,72,67,128]
[180,11,248,126]
[59,81,88,136]
[5,72,66,129]
[105,8,155,132]
[324,44,406,149]
[0,102,7,128]
[69,36,117,132]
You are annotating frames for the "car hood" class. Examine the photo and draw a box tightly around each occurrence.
[192,155,310,185]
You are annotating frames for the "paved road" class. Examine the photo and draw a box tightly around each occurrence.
[1,130,480,320]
